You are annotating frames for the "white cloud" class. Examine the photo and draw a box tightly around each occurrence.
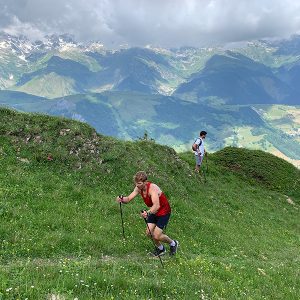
[1,0,300,47]
[3,16,45,40]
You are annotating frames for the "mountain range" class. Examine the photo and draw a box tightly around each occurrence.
[0,32,299,167]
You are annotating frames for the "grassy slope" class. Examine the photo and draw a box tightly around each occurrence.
[0,108,299,299]
[13,73,77,99]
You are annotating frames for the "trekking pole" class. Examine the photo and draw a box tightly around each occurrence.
[201,155,207,183]
[141,210,164,268]
[119,195,125,239]
[202,166,207,183]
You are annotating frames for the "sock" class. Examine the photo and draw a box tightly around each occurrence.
[170,240,176,247]
[158,244,164,250]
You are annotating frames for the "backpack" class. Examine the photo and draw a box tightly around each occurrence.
[192,138,202,151]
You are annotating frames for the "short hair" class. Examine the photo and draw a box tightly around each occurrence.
[134,171,148,183]
[200,131,207,137]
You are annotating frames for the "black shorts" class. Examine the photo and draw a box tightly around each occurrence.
[147,213,171,230]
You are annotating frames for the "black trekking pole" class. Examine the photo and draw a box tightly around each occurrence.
[202,156,207,183]
[202,167,207,183]
[119,195,125,239]
[141,210,164,268]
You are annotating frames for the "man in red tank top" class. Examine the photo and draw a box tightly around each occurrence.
[116,171,178,256]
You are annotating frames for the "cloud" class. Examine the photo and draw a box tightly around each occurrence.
[1,0,300,47]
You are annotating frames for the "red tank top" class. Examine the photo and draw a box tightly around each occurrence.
[140,182,171,216]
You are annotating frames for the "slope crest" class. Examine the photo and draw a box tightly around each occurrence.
[214,147,300,198]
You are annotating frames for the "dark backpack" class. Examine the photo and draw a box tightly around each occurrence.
[192,138,202,151]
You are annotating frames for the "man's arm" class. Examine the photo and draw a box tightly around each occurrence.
[117,187,139,203]
[147,185,160,214]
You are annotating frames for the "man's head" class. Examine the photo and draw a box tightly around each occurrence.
[134,171,148,190]
[200,130,207,138]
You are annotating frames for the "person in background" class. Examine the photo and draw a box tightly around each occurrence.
[192,130,207,173]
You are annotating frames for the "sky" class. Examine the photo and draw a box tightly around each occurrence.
[1,0,300,48]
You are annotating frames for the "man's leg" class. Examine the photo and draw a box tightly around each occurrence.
[146,223,161,247]
[195,155,201,172]
[145,223,167,256]
[198,156,203,170]
[152,226,172,244]
[146,215,179,255]
[153,213,172,243]
[153,226,179,255]
[196,155,204,172]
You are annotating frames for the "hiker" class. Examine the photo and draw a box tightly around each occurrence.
[116,171,178,256]
[192,130,207,173]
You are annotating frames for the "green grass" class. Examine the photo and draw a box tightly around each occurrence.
[213,147,300,198]
[0,108,299,299]
[13,73,76,99]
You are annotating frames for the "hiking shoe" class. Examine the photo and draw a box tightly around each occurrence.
[170,240,179,256]
[151,246,166,257]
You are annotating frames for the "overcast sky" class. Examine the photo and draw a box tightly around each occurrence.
[1,0,300,48]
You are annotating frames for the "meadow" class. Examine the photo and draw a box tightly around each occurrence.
[0,108,299,299]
